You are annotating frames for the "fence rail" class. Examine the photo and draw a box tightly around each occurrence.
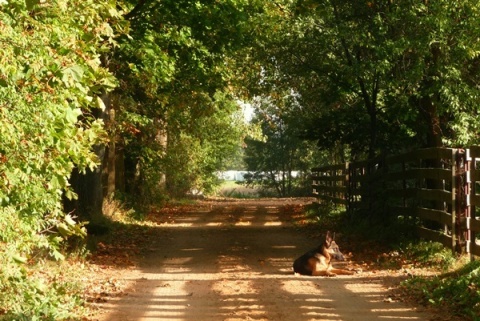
[312,147,480,257]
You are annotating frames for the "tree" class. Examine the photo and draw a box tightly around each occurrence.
[104,0,263,202]
[244,94,322,197]
[0,0,119,317]
[249,0,480,161]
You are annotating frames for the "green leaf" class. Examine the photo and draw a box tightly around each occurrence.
[65,107,81,123]
[64,214,76,226]
[12,254,27,264]
[25,0,39,11]
[96,95,106,111]
[61,65,85,86]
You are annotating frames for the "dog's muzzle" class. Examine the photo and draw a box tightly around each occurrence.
[334,253,345,261]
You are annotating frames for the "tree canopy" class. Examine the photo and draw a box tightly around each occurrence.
[248,0,480,160]
[1,0,480,318]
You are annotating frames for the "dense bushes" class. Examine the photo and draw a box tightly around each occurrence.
[402,260,480,320]
[0,1,118,318]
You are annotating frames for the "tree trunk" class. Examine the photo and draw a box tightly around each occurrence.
[116,143,125,193]
[105,108,116,199]
[155,118,167,191]
[64,95,109,224]
[65,144,105,223]
[419,96,443,148]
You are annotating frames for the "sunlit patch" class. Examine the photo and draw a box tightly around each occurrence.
[304,298,335,302]
[264,221,282,226]
[305,311,340,317]
[235,221,252,226]
[371,308,416,313]
[378,316,422,319]
[222,298,257,302]
[181,248,203,251]
[159,222,193,227]
[206,222,222,226]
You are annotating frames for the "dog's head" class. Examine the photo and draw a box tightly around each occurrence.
[325,231,345,261]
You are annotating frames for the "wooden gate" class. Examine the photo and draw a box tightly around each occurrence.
[312,147,480,257]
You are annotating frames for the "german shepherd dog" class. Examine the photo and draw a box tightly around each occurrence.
[293,231,354,276]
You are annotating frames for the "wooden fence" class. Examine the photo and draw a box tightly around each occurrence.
[312,147,480,256]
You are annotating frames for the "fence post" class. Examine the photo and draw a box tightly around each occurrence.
[454,149,468,254]
[451,149,457,254]
[465,149,472,258]
[345,162,350,215]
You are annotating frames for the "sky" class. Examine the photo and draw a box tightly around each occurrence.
[238,100,254,122]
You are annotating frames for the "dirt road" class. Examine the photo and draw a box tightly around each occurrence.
[93,198,438,321]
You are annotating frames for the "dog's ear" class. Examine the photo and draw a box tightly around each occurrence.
[326,231,333,244]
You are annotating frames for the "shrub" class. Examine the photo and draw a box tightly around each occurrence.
[402,260,480,320]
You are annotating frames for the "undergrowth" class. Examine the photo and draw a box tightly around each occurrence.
[401,260,480,321]
[302,201,345,231]
[307,200,480,321]
[398,240,457,270]
[0,257,90,321]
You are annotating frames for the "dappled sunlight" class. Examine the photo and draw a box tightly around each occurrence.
[377,317,422,320]
[234,221,252,226]
[181,248,204,252]
[206,222,223,226]
[264,221,282,226]
[98,200,436,321]
[149,203,288,228]
[159,222,194,227]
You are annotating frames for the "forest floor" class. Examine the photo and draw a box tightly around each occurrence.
[84,198,463,321]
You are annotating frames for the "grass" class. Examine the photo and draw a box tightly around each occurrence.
[214,180,261,198]
[400,259,480,320]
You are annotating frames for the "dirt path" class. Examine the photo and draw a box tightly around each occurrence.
[92,198,439,321]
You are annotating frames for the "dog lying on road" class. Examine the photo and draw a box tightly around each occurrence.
[293,231,355,276]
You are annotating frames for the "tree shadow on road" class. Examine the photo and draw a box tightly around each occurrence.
[91,199,432,321]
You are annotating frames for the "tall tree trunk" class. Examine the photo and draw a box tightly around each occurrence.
[155,118,167,191]
[104,92,124,199]
[65,145,106,223]
[116,143,125,194]
[64,95,109,224]
[105,107,116,199]
[419,96,443,148]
